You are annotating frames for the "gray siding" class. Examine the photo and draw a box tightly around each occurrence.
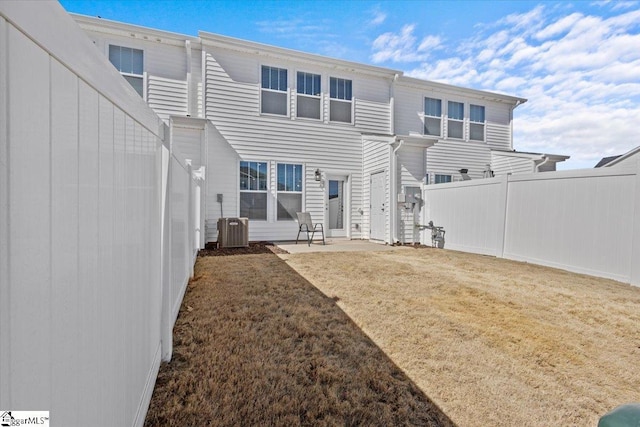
[147,75,188,121]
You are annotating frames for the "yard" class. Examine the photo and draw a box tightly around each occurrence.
[145,245,640,426]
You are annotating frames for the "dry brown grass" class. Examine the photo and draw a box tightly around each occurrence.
[144,250,454,426]
[282,248,640,427]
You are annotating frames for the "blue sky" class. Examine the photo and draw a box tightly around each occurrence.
[59,0,640,170]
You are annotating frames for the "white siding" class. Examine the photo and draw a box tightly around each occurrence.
[426,140,492,180]
[147,75,188,120]
[491,152,535,176]
[363,138,392,242]
[397,145,426,244]
[203,49,391,241]
[394,82,513,151]
[172,122,204,168]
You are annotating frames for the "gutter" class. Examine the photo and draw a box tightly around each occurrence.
[535,155,550,172]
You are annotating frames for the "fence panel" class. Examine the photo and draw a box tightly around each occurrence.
[422,165,639,286]
[0,3,202,426]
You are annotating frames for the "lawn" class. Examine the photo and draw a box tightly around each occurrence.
[282,248,640,426]
[145,244,640,427]
[144,246,454,426]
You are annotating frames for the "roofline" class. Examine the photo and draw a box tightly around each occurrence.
[492,149,569,161]
[71,13,200,48]
[398,75,527,106]
[199,31,403,78]
[605,145,640,167]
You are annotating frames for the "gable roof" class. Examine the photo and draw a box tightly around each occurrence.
[594,155,622,168]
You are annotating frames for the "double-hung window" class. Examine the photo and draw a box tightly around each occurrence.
[329,77,352,123]
[424,97,442,136]
[296,72,321,119]
[109,45,144,97]
[240,161,268,220]
[447,101,464,139]
[470,104,486,141]
[261,66,288,116]
[276,163,303,220]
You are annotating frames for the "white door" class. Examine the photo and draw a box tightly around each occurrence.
[326,176,348,237]
[370,171,385,241]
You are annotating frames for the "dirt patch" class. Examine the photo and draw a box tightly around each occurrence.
[198,241,289,257]
[144,247,454,426]
[283,249,640,427]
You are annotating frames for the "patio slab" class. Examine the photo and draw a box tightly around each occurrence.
[275,238,413,254]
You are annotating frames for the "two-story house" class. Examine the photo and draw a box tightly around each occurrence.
[74,14,568,244]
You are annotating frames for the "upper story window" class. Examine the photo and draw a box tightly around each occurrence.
[469,104,486,141]
[261,66,288,116]
[424,97,442,137]
[329,77,352,123]
[276,163,303,220]
[240,161,268,220]
[108,45,144,97]
[296,72,321,120]
[447,101,464,139]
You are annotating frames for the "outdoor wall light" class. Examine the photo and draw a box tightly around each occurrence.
[314,169,322,181]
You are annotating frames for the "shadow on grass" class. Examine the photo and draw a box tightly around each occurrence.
[145,247,456,427]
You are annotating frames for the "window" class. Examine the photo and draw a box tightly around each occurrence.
[296,72,321,119]
[240,161,268,220]
[447,101,464,139]
[424,97,442,136]
[261,66,288,115]
[435,174,452,184]
[470,104,485,141]
[109,45,144,97]
[329,77,352,123]
[277,163,303,220]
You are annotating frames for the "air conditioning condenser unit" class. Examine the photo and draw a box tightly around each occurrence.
[217,217,249,248]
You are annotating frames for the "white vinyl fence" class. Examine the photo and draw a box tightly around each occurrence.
[421,164,640,286]
[0,3,202,427]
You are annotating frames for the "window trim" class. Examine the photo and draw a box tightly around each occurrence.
[260,65,289,117]
[239,160,269,221]
[469,104,486,142]
[296,71,322,120]
[446,100,465,140]
[108,44,145,99]
[276,163,304,221]
[423,97,443,137]
[329,76,353,124]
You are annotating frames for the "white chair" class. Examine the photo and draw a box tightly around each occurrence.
[295,212,325,246]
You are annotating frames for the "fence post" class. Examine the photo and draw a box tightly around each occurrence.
[160,139,173,362]
[186,159,194,278]
[631,160,640,287]
[495,174,509,258]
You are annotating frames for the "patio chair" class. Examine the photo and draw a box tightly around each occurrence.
[295,212,325,246]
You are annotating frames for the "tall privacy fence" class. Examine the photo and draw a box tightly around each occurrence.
[421,163,640,286]
[0,3,203,427]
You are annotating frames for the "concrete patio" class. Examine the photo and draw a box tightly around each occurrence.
[275,238,415,254]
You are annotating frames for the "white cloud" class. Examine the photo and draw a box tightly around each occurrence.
[369,9,387,26]
[385,3,640,169]
[371,24,442,63]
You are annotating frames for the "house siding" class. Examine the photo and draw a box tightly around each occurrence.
[427,140,492,180]
[491,152,535,176]
[363,137,392,242]
[397,145,426,244]
[202,47,391,241]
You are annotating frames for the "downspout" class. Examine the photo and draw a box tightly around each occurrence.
[185,40,192,117]
[389,139,404,244]
[536,155,550,172]
[390,73,398,135]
